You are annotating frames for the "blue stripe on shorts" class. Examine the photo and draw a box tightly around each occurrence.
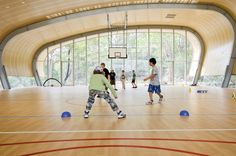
[148,84,161,93]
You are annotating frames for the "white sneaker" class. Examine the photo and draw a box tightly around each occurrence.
[159,96,163,103]
[146,100,154,105]
[84,111,89,118]
[117,111,126,119]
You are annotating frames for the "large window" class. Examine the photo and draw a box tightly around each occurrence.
[74,38,87,85]
[87,35,99,82]
[137,29,149,79]
[8,76,36,88]
[162,29,174,85]
[0,80,3,90]
[126,30,137,78]
[48,44,61,83]
[229,75,236,88]
[37,28,201,86]
[61,41,74,86]
[199,76,224,87]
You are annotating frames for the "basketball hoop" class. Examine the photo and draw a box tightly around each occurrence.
[107,12,128,59]
[115,52,121,58]
[108,47,127,59]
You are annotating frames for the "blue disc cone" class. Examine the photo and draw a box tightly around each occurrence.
[180,110,189,116]
[61,111,71,118]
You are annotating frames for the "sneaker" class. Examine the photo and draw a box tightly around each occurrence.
[117,111,126,119]
[115,89,118,91]
[146,100,153,105]
[84,111,89,118]
[159,95,163,103]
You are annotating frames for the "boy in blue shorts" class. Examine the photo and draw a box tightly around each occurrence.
[144,58,163,104]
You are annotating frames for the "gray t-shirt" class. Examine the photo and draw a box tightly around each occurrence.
[150,66,160,86]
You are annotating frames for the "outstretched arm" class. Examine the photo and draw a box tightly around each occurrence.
[102,76,117,98]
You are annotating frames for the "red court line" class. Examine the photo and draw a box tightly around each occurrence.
[20,144,209,156]
[1,137,236,147]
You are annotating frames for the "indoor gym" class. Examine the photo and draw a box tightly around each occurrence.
[0,0,236,156]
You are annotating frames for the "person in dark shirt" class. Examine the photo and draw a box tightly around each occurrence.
[101,63,110,80]
[110,69,117,91]
[132,70,137,88]
[99,63,110,96]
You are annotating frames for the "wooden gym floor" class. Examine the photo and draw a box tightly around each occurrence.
[0,85,236,156]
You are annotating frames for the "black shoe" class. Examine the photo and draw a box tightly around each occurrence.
[117,111,126,119]
[115,89,118,91]
[84,111,89,118]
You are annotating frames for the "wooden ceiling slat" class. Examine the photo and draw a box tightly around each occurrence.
[1,9,234,76]
[0,0,235,42]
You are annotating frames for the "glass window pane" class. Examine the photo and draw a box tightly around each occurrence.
[126,47,136,76]
[127,30,136,48]
[229,75,236,88]
[150,29,161,60]
[187,61,198,83]
[162,29,174,61]
[87,35,99,83]
[74,38,86,85]
[111,31,125,47]
[48,44,61,82]
[61,41,74,85]
[137,30,149,80]
[174,62,185,84]
[112,59,123,79]
[0,81,2,90]
[162,61,174,85]
[187,31,201,62]
[8,76,36,88]
[125,31,136,78]
[174,30,186,61]
[199,76,224,87]
[100,33,111,68]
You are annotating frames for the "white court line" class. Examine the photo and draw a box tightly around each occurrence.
[1,129,236,134]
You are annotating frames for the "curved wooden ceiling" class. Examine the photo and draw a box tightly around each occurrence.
[2,8,234,76]
[0,0,235,42]
[0,0,235,76]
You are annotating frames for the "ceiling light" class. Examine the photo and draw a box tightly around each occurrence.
[74,8,79,12]
[5,6,10,9]
[191,0,199,3]
[21,1,25,4]
[166,14,176,18]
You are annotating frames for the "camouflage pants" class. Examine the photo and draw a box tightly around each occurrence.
[86,90,119,111]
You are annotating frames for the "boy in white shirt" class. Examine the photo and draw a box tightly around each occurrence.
[144,58,163,104]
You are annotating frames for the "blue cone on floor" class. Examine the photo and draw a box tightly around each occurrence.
[61,111,71,118]
[180,110,189,116]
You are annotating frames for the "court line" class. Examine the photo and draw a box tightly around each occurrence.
[0,113,236,118]
[1,128,236,134]
[1,137,236,147]
[20,144,208,156]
